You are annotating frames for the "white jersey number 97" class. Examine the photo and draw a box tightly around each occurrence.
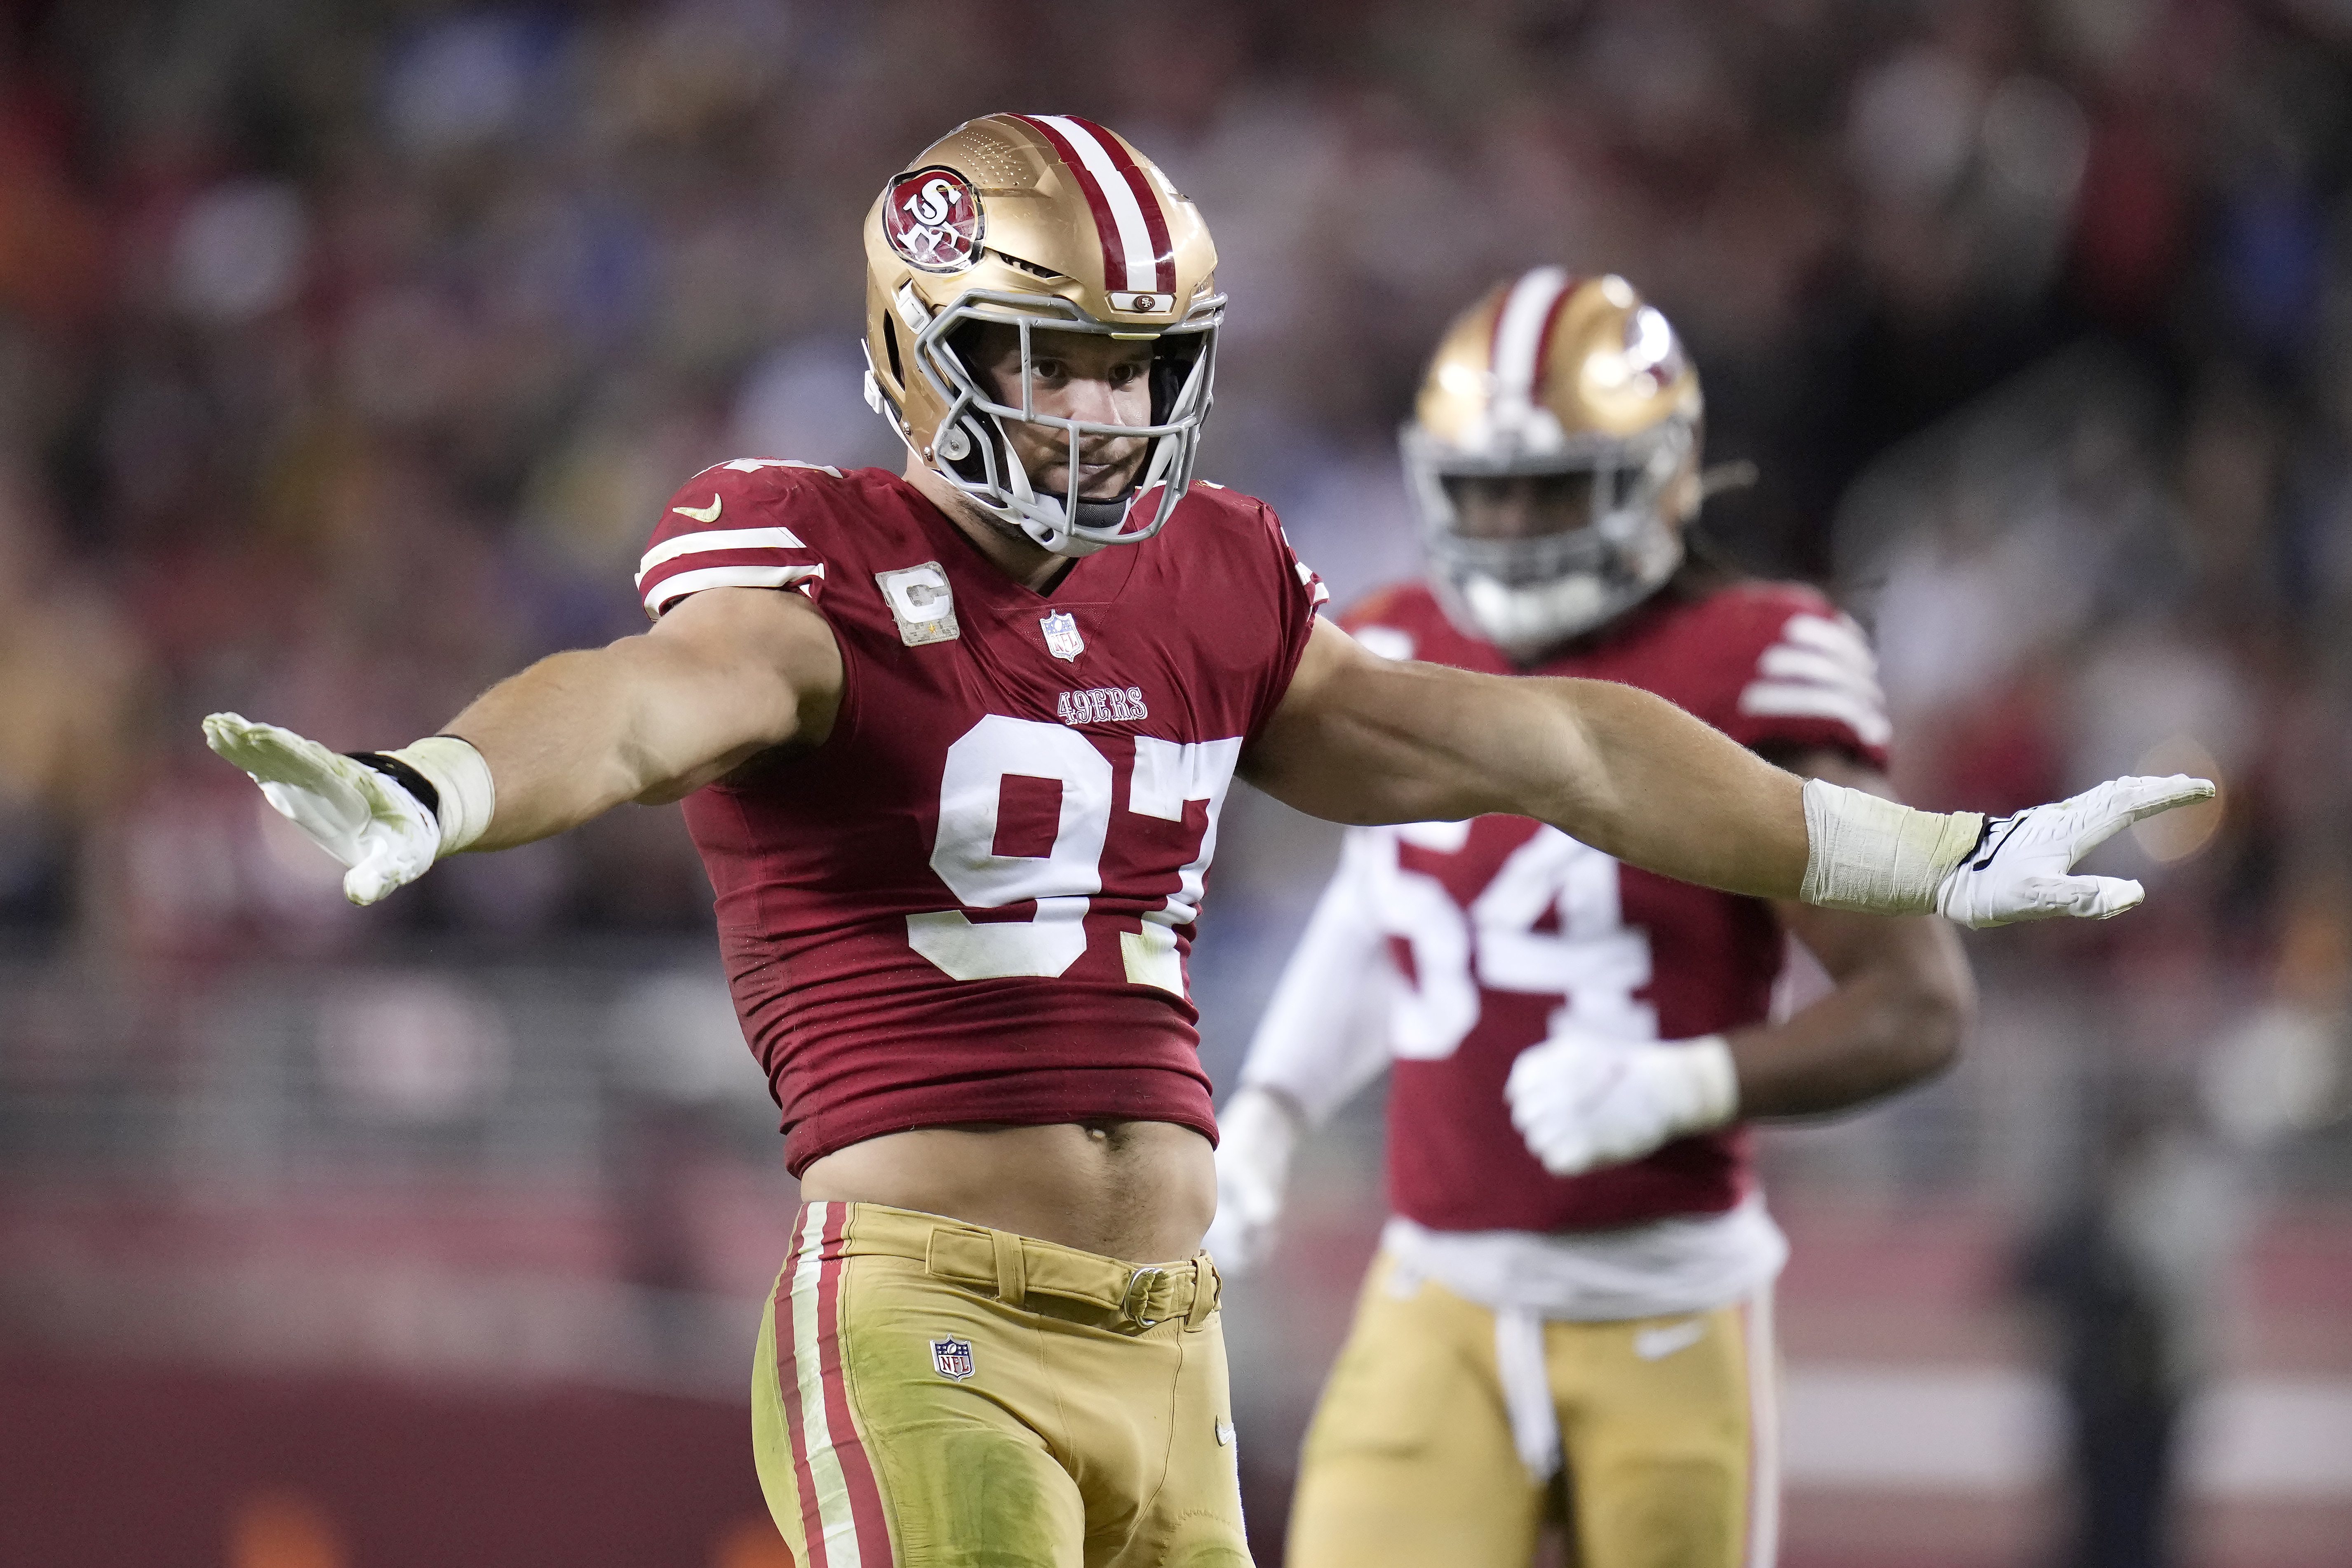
[906,715,1241,992]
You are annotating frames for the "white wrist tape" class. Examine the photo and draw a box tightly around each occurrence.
[1672,1035,1741,1131]
[1800,777,1985,915]
[387,736,497,854]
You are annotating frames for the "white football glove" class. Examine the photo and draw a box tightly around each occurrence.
[203,713,485,906]
[1201,1086,1302,1276]
[1801,773,2215,927]
[1932,774,2215,927]
[1505,1029,1739,1178]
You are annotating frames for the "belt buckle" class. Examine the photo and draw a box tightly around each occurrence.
[1121,1265,1168,1327]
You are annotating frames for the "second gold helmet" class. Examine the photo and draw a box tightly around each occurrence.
[1402,270,1703,657]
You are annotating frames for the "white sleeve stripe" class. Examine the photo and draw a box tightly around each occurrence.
[642,562,825,616]
[1737,682,1893,747]
[720,458,841,475]
[635,527,812,585]
[1757,645,1886,702]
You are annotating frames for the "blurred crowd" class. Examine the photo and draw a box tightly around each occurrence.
[0,0,2347,1054]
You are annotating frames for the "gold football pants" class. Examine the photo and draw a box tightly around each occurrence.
[1287,1251,1777,1568]
[750,1201,1252,1568]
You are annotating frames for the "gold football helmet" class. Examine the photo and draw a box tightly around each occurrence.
[862,115,1222,557]
[1401,270,1703,657]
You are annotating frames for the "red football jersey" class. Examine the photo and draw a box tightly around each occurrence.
[1344,578,1891,1232]
[637,461,1327,1173]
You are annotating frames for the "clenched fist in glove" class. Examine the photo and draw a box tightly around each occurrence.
[1504,1028,1739,1178]
[204,713,495,905]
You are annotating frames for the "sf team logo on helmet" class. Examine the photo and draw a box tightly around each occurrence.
[885,167,984,273]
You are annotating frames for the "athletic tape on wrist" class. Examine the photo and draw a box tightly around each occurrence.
[385,736,496,854]
[1799,777,1984,915]
[1678,1035,1740,1130]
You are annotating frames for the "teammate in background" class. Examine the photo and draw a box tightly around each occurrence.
[200,112,2204,1568]
[1207,272,1969,1568]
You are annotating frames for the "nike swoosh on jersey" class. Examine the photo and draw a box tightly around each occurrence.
[1632,1319,1707,1361]
[672,494,724,523]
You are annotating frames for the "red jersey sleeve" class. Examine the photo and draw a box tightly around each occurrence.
[634,459,842,620]
[1711,584,1892,769]
[1240,494,1331,738]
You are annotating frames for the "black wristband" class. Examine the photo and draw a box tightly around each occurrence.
[346,752,441,820]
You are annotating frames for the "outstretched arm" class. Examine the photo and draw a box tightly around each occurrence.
[447,586,843,846]
[1245,618,2210,926]
[205,587,842,902]
[1246,618,1807,899]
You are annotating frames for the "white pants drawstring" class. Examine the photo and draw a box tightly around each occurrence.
[1493,1306,1561,1482]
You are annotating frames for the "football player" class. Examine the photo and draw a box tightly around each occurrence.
[203,120,2206,1568]
[1205,270,1987,1568]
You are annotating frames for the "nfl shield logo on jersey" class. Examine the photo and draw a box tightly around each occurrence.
[1040,610,1084,661]
[930,1336,975,1381]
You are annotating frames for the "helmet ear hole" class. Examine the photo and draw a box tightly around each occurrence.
[883,316,905,386]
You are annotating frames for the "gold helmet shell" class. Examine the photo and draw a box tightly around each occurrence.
[862,115,1222,557]
[1401,270,1703,656]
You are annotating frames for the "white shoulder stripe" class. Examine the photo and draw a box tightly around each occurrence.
[1737,681,1892,747]
[636,526,811,586]
[1035,115,1156,293]
[643,562,825,617]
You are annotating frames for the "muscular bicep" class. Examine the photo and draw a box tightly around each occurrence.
[630,586,845,801]
[1242,617,1807,899]
[439,584,844,850]
[1241,616,1563,823]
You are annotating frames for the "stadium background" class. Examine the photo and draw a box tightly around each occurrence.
[1,1,2348,1564]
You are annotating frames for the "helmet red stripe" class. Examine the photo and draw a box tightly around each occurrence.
[1065,115,1177,294]
[1006,113,1130,295]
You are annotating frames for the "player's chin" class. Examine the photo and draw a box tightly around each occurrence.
[1080,458,1147,500]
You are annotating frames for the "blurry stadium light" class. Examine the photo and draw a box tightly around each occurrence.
[171,181,308,323]
[2129,734,2223,863]
[317,978,512,1122]
[228,1489,345,1568]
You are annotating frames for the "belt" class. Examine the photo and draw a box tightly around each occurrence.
[835,1203,1221,1332]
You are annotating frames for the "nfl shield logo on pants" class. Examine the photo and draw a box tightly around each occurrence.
[930,1336,975,1381]
[1039,610,1084,662]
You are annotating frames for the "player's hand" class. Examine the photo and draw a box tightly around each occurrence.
[1933,775,2215,929]
[1505,1029,1738,1178]
[203,712,441,906]
[1201,1086,1302,1275]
